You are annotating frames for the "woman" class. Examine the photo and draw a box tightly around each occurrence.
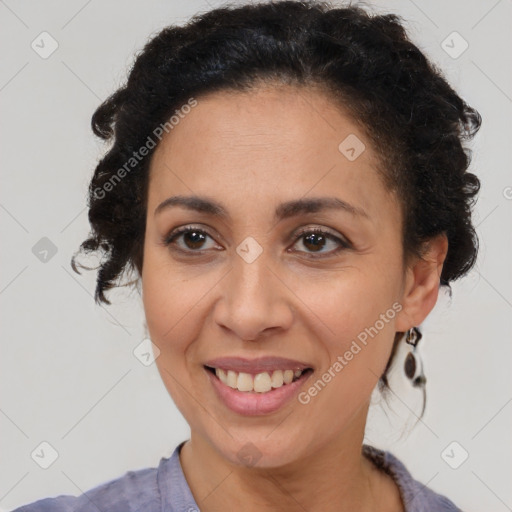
[13,1,480,510]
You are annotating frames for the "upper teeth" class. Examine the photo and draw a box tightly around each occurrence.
[214,368,305,393]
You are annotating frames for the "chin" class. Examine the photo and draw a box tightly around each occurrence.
[211,433,306,470]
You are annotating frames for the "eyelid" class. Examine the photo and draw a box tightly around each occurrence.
[290,224,351,246]
[287,226,352,258]
[162,224,219,246]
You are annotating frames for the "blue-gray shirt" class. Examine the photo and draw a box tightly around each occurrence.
[11,441,463,511]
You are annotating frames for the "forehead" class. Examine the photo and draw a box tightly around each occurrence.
[147,84,395,223]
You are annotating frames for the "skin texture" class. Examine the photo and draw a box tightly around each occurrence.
[141,84,448,512]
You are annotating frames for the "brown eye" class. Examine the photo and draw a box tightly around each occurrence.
[302,232,328,252]
[180,230,207,250]
[291,227,350,257]
[163,226,219,253]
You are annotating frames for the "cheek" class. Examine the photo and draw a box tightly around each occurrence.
[142,243,197,334]
[141,250,193,358]
[294,264,401,407]
[298,265,400,343]
[141,248,221,379]
[141,260,202,415]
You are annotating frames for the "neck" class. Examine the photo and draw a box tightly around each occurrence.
[179,402,400,512]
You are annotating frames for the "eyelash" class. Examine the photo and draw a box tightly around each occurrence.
[162,225,351,258]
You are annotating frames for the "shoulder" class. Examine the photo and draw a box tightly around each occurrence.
[11,441,198,512]
[362,444,464,512]
[10,462,162,512]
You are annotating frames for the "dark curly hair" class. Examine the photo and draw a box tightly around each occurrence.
[71,0,481,402]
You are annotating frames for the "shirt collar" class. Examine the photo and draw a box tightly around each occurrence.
[158,440,425,512]
[158,440,200,512]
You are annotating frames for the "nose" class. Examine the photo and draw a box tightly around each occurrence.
[213,250,294,341]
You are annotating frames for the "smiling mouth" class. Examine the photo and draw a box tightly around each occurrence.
[204,365,314,393]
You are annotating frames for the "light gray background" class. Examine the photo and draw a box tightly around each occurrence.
[1,0,511,510]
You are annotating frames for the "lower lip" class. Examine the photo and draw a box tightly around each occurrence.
[205,367,313,416]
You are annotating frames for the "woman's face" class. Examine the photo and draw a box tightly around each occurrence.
[142,84,415,467]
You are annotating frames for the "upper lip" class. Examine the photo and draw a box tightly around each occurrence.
[204,356,313,375]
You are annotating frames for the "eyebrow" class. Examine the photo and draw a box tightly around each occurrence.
[154,195,370,221]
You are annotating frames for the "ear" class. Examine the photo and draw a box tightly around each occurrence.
[395,233,449,332]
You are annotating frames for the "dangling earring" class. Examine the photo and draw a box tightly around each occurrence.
[404,327,426,388]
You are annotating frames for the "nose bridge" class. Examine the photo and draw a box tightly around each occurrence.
[230,243,275,309]
[215,239,292,340]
